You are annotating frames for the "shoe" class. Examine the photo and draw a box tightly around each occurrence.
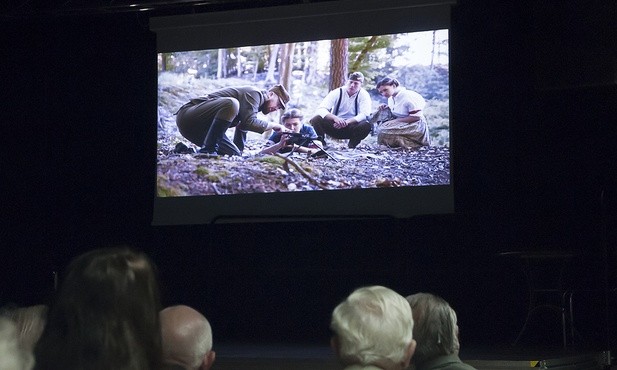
[174,142,194,154]
[202,118,232,154]
[310,149,328,159]
[195,149,220,158]
[348,138,361,148]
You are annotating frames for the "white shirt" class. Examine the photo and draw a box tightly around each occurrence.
[389,87,426,119]
[316,86,372,122]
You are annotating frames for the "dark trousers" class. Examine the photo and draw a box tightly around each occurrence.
[309,116,371,148]
[176,98,241,156]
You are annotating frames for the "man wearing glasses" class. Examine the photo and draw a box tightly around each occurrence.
[175,84,290,157]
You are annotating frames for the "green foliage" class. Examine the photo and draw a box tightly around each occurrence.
[157,174,188,197]
[425,99,450,147]
[396,65,449,100]
[348,35,395,89]
[193,166,209,176]
[257,156,286,165]
[193,166,229,181]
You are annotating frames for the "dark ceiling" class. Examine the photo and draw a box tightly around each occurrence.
[1,0,338,18]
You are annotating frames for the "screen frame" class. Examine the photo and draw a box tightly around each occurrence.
[151,0,456,225]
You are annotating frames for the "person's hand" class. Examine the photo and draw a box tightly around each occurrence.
[332,116,348,129]
[272,123,290,133]
[279,133,290,147]
[378,104,388,110]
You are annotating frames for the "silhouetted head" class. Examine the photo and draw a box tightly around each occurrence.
[35,246,162,370]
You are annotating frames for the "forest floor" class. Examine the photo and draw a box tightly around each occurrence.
[157,134,450,196]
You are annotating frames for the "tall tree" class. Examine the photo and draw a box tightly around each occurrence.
[302,41,318,85]
[430,30,436,70]
[160,53,170,72]
[279,42,295,92]
[265,44,281,84]
[217,48,227,79]
[330,38,348,91]
[236,47,242,77]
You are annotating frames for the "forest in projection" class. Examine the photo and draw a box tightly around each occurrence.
[158,30,449,146]
[155,30,450,197]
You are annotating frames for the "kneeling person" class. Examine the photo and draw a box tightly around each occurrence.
[175,85,290,157]
[375,77,430,149]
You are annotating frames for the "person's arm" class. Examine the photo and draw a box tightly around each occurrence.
[289,142,322,155]
[386,115,421,124]
[315,89,339,119]
[386,91,422,124]
[260,140,287,154]
[236,90,287,133]
[393,97,422,123]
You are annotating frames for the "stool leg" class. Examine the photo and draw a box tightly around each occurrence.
[561,291,568,347]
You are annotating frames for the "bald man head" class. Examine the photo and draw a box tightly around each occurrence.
[160,305,215,370]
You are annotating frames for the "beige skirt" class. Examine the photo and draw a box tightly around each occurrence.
[377,119,430,149]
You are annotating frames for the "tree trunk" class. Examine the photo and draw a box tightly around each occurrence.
[266,44,280,84]
[217,49,226,79]
[279,42,295,92]
[236,47,242,77]
[303,41,317,84]
[430,30,436,70]
[330,38,348,91]
[161,53,169,71]
[351,36,377,72]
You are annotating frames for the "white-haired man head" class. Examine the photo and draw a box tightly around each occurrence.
[160,305,215,370]
[331,285,416,370]
[406,293,477,370]
[0,316,35,370]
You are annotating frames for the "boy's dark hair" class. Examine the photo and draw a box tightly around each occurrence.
[281,108,304,122]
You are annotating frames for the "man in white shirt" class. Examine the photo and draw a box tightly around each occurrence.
[310,72,372,148]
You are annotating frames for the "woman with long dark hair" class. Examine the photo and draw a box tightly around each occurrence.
[35,247,163,370]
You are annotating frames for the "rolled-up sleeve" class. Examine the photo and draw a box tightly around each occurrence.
[315,89,339,118]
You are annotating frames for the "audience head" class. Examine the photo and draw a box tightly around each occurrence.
[330,285,415,370]
[406,293,460,366]
[0,316,35,370]
[34,246,162,370]
[5,305,48,354]
[160,305,215,370]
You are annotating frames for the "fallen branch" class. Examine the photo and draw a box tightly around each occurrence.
[274,153,330,190]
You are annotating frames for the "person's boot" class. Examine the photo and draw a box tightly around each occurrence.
[233,128,247,153]
[199,118,231,157]
[310,118,328,148]
[348,137,361,148]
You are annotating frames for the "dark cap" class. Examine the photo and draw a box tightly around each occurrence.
[269,85,290,110]
[348,72,364,82]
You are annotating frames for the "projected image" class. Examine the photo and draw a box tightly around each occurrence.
[157,30,450,197]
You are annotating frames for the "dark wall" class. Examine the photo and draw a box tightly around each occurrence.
[1,0,616,348]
